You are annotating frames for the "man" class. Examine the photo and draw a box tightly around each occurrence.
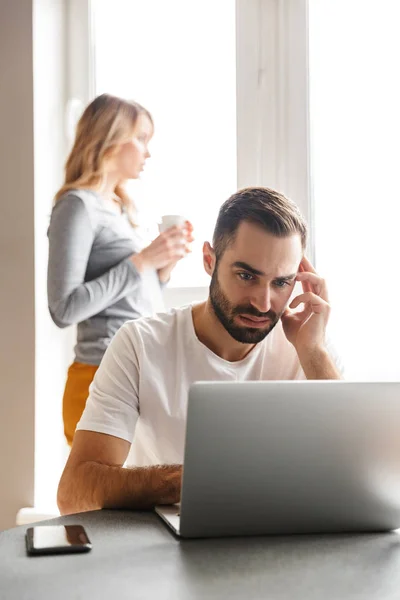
[57,187,341,515]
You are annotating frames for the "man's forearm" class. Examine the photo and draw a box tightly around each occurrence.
[298,346,342,380]
[57,462,182,515]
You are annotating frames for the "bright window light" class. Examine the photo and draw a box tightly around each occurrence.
[309,0,400,379]
[92,0,237,286]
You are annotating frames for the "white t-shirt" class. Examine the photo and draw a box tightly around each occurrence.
[77,304,337,466]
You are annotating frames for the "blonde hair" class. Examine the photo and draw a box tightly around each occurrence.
[55,93,153,225]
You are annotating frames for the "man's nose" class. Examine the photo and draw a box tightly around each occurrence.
[251,287,272,314]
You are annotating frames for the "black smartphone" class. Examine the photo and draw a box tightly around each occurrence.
[25,525,92,556]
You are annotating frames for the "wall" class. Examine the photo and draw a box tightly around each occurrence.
[0,0,35,530]
[0,0,71,529]
[33,0,73,511]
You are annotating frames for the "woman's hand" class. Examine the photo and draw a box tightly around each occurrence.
[130,222,194,275]
[157,221,194,283]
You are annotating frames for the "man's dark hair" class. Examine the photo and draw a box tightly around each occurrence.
[212,187,308,260]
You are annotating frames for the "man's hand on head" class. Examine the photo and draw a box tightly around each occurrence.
[281,256,331,358]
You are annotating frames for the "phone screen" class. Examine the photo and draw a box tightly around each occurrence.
[26,525,92,555]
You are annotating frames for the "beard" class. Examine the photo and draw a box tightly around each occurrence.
[209,270,281,344]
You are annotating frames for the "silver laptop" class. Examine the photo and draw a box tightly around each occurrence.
[155,381,400,538]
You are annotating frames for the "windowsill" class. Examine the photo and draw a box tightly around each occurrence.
[162,286,208,310]
[16,506,60,526]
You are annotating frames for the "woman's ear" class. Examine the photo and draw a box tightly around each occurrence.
[203,242,216,276]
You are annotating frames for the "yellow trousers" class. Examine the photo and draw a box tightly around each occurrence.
[62,362,99,446]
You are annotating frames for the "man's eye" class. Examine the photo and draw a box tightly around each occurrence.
[238,272,254,281]
[274,280,290,288]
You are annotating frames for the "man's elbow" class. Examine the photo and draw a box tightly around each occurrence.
[57,466,88,515]
[57,475,76,515]
[57,497,73,516]
[57,461,101,515]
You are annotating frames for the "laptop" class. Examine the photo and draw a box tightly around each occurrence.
[155,380,400,538]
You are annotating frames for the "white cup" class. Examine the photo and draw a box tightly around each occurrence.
[159,214,186,233]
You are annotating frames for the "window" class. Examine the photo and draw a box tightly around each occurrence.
[32,0,400,524]
[92,0,237,286]
[309,0,400,379]
[66,0,311,287]
[34,0,312,514]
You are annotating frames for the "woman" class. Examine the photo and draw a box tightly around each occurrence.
[48,93,192,446]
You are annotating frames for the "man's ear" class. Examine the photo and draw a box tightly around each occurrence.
[203,242,216,276]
